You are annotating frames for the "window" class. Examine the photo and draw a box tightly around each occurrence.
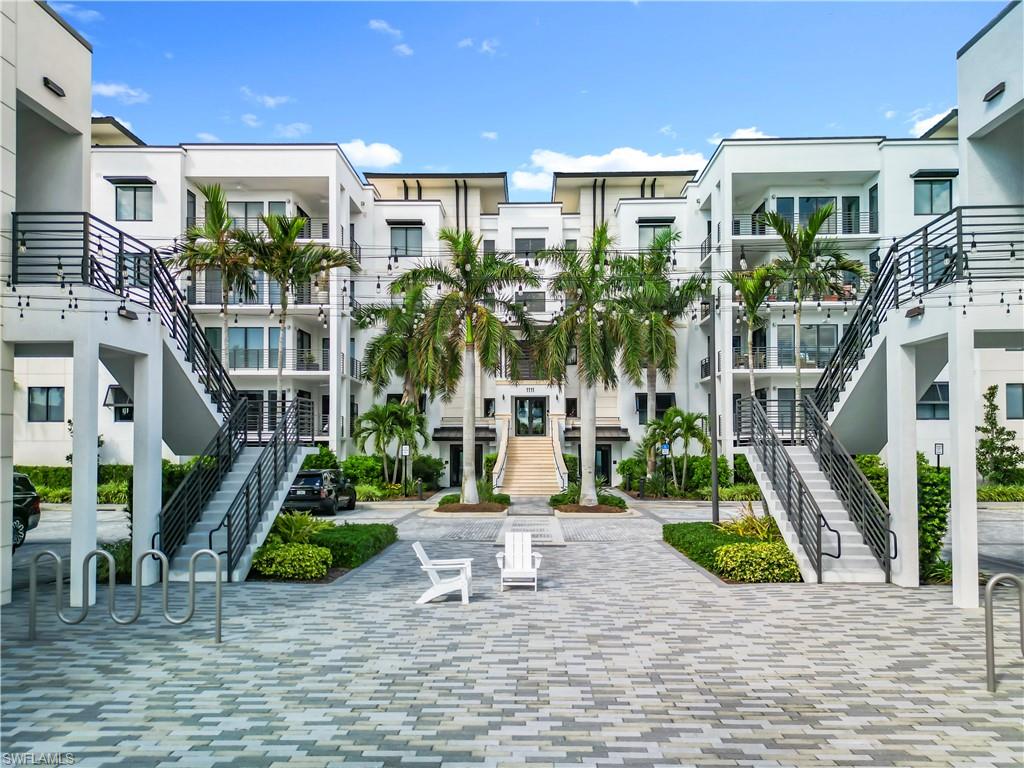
[390,226,422,257]
[268,327,283,368]
[799,196,837,232]
[104,385,134,422]
[386,393,403,405]
[28,387,64,422]
[564,239,577,251]
[483,398,496,417]
[638,223,671,250]
[116,186,152,221]
[868,184,879,233]
[775,197,794,225]
[800,324,838,367]
[268,201,287,217]
[482,239,495,254]
[841,195,861,234]
[514,238,545,263]
[1007,384,1024,419]
[186,190,196,228]
[228,327,264,368]
[228,202,264,232]
[777,325,795,366]
[635,393,676,425]
[565,397,578,418]
[917,382,949,420]
[914,179,952,215]
[204,326,222,359]
[516,291,546,313]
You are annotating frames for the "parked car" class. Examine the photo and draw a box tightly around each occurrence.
[13,472,41,550]
[284,469,355,515]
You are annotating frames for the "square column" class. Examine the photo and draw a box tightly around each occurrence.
[71,337,99,607]
[948,321,979,608]
[886,338,919,588]
[0,340,13,605]
[132,350,162,585]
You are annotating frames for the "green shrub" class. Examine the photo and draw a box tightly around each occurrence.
[341,454,385,485]
[99,465,134,484]
[95,539,133,583]
[412,455,445,490]
[696,483,762,501]
[733,454,755,485]
[977,384,1024,485]
[437,493,462,507]
[310,523,398,568]
[549,482,626,508]
[97,480,130,505]
[663,522,754,572]
[483,452,498,478]
[715,504,780,541]
[714,541,801,583]
[355,484,386,502]
[562,453,579,481]
[34,485,72,504]
[302,445,340,471]
[616,457,646,487]
[682,455,732,491]
[251,542,332,580]
[270,512,333,544]
[978,484,1024,502]
[853,454,889,503]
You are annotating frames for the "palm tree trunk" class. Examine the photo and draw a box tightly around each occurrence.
[669,447,678,488]
[645,363,657,477]
[461,342,480,503]
[380,443,390,485]
[747,323,756,405]
[682,451,689,495]
[794,298,802,432]
[276,293,288,412]
[402,375,415,406]
[392,448,401,484]
[579,381,598,506]
[221,282,230,366]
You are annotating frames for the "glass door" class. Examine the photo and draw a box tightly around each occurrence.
[514,397,546,436]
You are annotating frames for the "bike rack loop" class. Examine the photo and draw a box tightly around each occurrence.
[29,548,222,643]
[984,572,1024,692]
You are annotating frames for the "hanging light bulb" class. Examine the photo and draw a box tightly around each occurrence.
[1000,292,1005,304]
[739,246,748,271]
[947,295,953,307]
[60,309,65,320]
[104,310,109,322]
[1009,243,1016,262]
[970,236,978,258]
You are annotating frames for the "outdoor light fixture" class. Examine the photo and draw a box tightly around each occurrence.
[117,307,138,321]
[905,304,925,319]
[43,76,65,97]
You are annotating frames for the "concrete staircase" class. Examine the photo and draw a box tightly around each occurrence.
[168,446,313,582]
[741,446,886,583]
[500,437,562,497]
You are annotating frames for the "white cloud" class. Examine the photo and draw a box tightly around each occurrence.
[457,37,474,48]
[340,139,402,168]
[479,38,499,55]
[706,126,774,145]
[92,110,133,130]
[240,86,291,109]
[659,124,677,139]
[195,132,221,142]
[481,131,498,141]
[369,19,402,37]
[909,108,950,137]
[511,146,707,191]
[884,109,897,119]
[93,82,150,105]
[273,122,312,139]
[51,3,102,23]
[393,43,414,57]
[240,113,262,128]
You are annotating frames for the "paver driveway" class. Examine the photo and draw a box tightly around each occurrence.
[2,512,1022,767]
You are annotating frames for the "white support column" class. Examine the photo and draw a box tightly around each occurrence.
[886,338,919,588]
[71,337,100,607]
[0,340,13,606]
[948,321,979,609]
[131,350,162,585]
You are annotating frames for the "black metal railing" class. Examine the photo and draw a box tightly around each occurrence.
[699,233,712,262]
[349,356,364,380]
[731,346,838,370]
[738,397,839,583]
[224,348,334,372]
[191,274,326,307]
[157,399,249,562]
[732,211,879,237]
[350,239,362,262]
[734,398,804,445]
[186,216,334,240]
[209,398,315,579]
[12,212,237,414]
[769,278,868,303]
[815,205,1024,415]
[700,357,711,379]
[802,397,894,581]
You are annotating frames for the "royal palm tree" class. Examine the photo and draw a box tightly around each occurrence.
[236,215,360,407]
[760,203,867,408]
[169,183,255,364]
[724,264,780,402]
[388,402,429,485]
[647,407,709,491]
[354,283,455,405]
[353,403,399,484]
[537,224,623,507]
[392,228,537,504]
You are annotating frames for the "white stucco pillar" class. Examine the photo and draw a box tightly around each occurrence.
[70,337,99,607]
[948,322,979,609]
[886,338,919,588]
[0,340,14,606]
[131,349,162,586]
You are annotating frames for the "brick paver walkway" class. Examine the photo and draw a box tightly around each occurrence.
[3,513,1022,767]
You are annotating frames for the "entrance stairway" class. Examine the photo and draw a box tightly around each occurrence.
[12,212,318,581]
[501,436,562,496]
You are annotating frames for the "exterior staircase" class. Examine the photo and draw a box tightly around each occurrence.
[500,436,562,496]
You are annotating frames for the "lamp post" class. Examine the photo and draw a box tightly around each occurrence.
[704,289,721,524]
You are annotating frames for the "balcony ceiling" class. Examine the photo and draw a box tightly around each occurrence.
[188,176,329,200]
[732,170,878,208]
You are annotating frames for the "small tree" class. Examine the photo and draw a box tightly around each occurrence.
[977,385,1024,484]
[352,404,398,484]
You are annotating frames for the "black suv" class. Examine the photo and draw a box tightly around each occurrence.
[284,470,356,515]
[13,473,41,550]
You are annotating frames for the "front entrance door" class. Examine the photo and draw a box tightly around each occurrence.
[514,397,546,436]
[450,444,484,486]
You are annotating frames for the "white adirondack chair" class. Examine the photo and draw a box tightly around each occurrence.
[412,542,473,605]
[496,531,542,591]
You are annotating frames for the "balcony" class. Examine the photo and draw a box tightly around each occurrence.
[186,216,335,241]
[731,346,838,370]
[225,348,334,373]
[767,279,869,304]
[189,275,328,307]
[731,211,879,237]
[348,356,365,381]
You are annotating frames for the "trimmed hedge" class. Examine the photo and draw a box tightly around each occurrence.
[438,493,461,507]
[16,464,133,489]
[714,541,801,583]
[251,542,332,580]
[341,454,385,486]
[663,522,754,572]
[977,485,1024,502]
[310,523,397,568]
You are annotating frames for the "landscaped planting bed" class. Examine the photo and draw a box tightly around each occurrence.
[549,483,628,513]
[556,503,626,514]
[435,501,509,513]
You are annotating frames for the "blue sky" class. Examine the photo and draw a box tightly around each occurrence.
[61,1,1000,200]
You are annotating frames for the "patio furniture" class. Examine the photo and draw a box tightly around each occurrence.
[496,531,542,591]
[412,542,473,605]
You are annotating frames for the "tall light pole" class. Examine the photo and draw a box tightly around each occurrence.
[705,288,721,524]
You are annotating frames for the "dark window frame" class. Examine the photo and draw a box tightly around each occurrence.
[635,392,676,425]
[28,386,64,423]
[914,179,952,216]
[115,185,153,222]
[565,397,578,418]
[917,382,950,420]
[1007,383,1024,420]
[390,226,423,258]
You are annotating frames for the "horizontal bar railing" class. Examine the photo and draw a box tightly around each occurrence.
[730,346,839,370]
[732,211,879,237]
[222,348,335,372]
[186,216,334,241]
[734,398,804,446]
[191,274,327,307]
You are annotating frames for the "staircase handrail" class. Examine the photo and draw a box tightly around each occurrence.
[741,397,840,583]
[209,397,315,579]
[801,396,895,581]
[549,415,569,490]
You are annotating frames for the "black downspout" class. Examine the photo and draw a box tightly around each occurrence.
[463,180,469,230]
[592,179,597,236]
[454,180,460,231]
[601,179,606,227]
[640,178,646,199]
[651,178,657,197]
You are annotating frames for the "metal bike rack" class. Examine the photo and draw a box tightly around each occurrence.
[28,548,222,643]
[984,572,1024,692]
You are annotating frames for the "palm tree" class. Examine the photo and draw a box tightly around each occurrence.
[724,265,780,401]
[168,183,255,363]
[649,407,709,491]
[537,224,623,506]
[352,403,398,484]
[236,215,360,406]
[354,282,455,405]
[392,228,537,504]
[389,402,429,485]
[760,203,867,407]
